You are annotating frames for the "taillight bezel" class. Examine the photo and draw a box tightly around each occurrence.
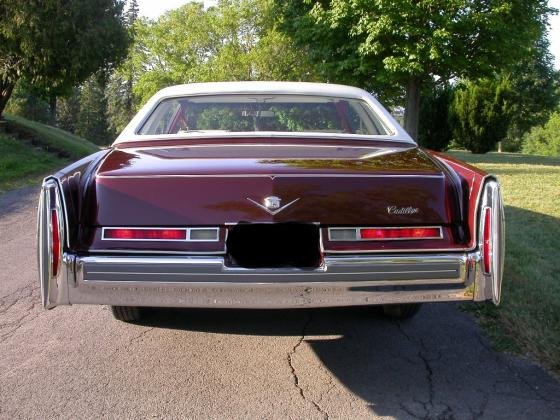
[477,179,505,304]
[328,226,443,242]
[101,227,220,242]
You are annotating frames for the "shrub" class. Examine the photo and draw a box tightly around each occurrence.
[522,111,560,156]
[450,78,513,154]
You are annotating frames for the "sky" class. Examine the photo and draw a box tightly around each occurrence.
[137,0,560,69]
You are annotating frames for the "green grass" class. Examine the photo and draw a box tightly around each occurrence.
[3,114,98,159]
[0,115,99,192]
[448,151,560,374]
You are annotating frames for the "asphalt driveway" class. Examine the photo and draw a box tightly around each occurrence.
[1,186,559,419]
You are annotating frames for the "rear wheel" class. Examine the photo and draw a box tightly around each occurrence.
[382,303,422,319]
[111,306,142,322]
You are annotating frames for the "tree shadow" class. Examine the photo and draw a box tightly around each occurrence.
[445,151,560,167]
[132,204,560,417]
[0,185,39,216]
[137,301,560,418]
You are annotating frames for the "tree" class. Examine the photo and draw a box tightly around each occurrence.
[57,88,82,134]
[76,75,114,145]
[4,83,50,124]
[450,78,513,154]
[0,0,130,119]
[418,83,455,151]
[106,0,142,134]
[128,0,318,105]
[275,0,551,140]
[503,35,560,151]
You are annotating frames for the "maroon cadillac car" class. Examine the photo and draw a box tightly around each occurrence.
[37,82,504,322]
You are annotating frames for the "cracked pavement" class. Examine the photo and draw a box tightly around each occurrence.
[1,186,560,419]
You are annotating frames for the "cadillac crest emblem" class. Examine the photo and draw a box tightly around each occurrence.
[246,195,300,215]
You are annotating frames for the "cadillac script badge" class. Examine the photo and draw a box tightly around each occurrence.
[247,196,300,215]
[387,205,420,215]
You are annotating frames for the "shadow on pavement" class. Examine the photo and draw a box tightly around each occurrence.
[137,303,560,418]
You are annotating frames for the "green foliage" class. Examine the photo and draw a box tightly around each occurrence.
[57,88,81,134]
[450,78,514,154]
[418,84,454,151]
[0,0,130,116]
[128,0,317,105]
[504,36,560,151]
[4,83,50,124]
[522,111,560,156]
[275,0,551,138]
[76,76,114,145]
[105,0,142,134]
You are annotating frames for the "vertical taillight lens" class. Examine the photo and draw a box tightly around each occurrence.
[51,209,60,277]
[482,207,492,274]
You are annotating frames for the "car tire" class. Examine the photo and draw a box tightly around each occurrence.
[382,303,422,319]
[110,306,142,322]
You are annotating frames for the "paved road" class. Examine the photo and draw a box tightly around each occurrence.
[1,186,559,419]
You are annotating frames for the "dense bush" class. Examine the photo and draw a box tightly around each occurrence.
[450,78,513,154]
[418,84,454,151]
[522,111,560,156]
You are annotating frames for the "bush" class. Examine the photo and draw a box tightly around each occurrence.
[450,78,513,154]
[522,111,560,156]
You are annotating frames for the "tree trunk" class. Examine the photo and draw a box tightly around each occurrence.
[49,96,57,126]
[0,79,16,119]
[404,76,421,141]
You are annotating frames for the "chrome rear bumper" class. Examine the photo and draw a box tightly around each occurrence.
[48,251,497,309]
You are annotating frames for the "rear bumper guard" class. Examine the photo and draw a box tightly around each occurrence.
[49,251,496,309]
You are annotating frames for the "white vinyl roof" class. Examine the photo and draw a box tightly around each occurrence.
[115,81,414,144]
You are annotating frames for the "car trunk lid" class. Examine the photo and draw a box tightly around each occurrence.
[91,143,452,227]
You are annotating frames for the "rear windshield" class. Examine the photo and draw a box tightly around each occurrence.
[138,94,389,136]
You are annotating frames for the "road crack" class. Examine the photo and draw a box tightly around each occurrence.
[287,314,329,419]
[0,284,41,342]
[395,321,453,420]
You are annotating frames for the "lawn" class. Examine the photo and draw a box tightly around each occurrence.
[3,114,98,159]
[448,151,560,374]
[0,115,98,192]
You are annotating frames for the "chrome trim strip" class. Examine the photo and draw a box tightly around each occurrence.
[42,176,70,248]
[95,173,446,179]
[127,143,395,151]
[101,227,220,242]
[88,249,227,255]
[77,254,464,285]
[328,226,443,242]
[324,247,470,254]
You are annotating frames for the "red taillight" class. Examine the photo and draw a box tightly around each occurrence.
[483,207,492,273]
[103,228,187,240]
[359,227,441,240]
[51,210,60,276]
